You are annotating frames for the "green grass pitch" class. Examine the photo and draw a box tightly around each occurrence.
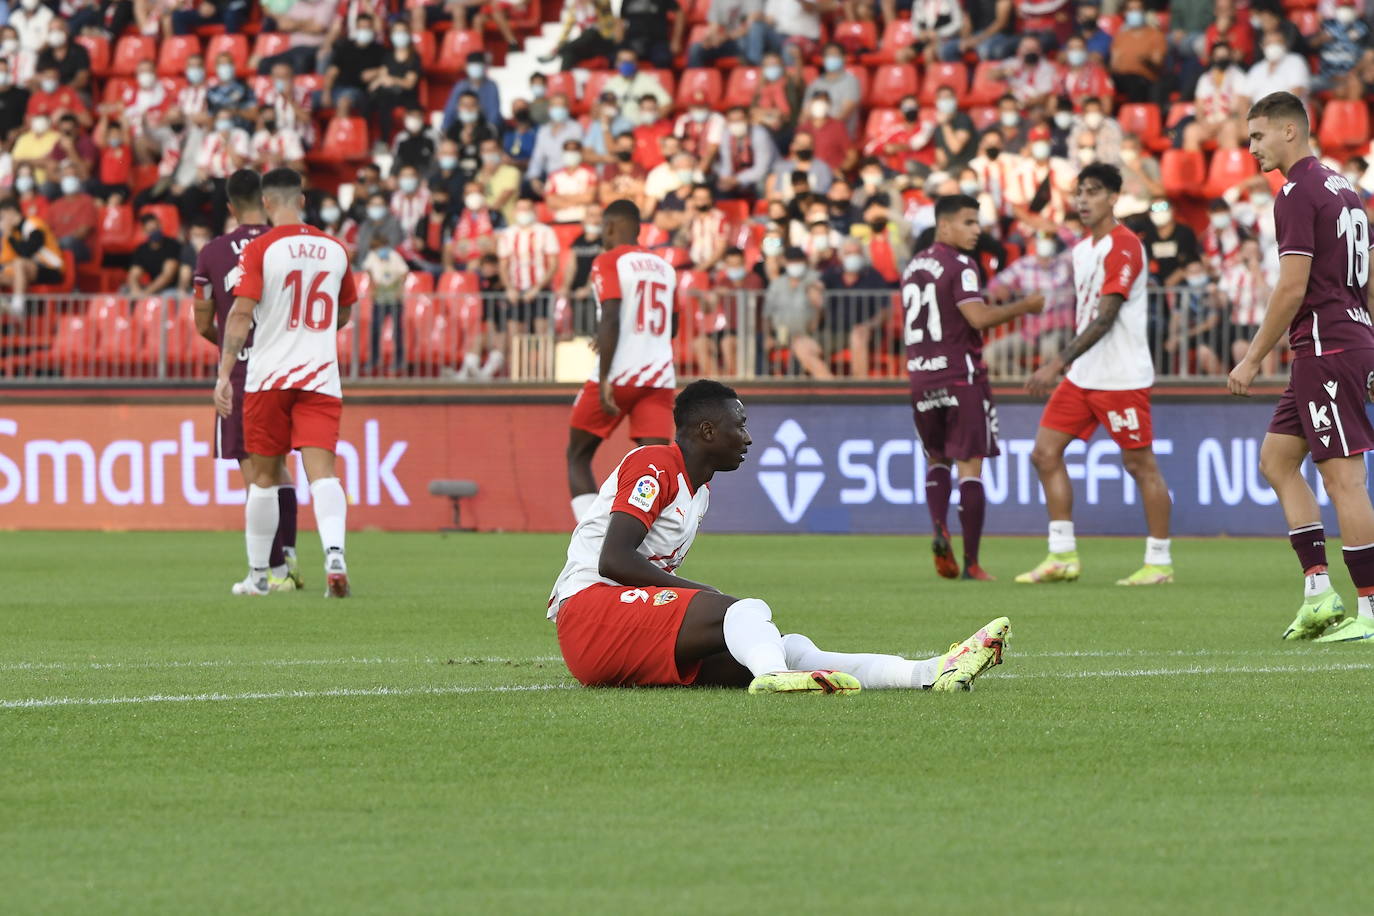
[5,530,1374,914]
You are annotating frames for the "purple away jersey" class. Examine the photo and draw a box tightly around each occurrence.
[902,241,988,388]
[194,224,269,459]
[1275,156,1374,358]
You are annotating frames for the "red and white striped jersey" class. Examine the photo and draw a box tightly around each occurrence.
[389,187,431,236]
[686,208,727,267]
[590,244,677,389]
[233,224,358,398]
[251,128,305,170]
[197,128,251,179]
[1220,260,1273,328]
[497,222,560,292]
[176,84,209,118]
[549,443,709,616]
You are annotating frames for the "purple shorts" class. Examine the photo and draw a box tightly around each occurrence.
[911,380,1000,460]
[215,376,247,461]
[1269,349,1374,462]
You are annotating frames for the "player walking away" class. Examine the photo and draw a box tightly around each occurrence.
[549,379,1012,694]
[1230,91,1374,643]
[566,199,677,525]
[214,167,358,598]
[904,194,1046,581]
[1018,163,1175,586]
[193,169,302,592]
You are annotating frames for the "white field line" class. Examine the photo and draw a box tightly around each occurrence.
[0,647,1345,675]
[6,662,1374,710]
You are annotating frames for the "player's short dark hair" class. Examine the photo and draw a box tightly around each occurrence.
[1248,91,1309,133]
[724,246,744,259]
[674,380,740,431]
[1077,162,1123,193]
[260,167,303,197]
[603,198,640,227]
[225,168,262,210]
[935,194,979,220]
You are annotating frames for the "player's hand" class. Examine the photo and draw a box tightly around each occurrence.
[1228,358,1260,397]
[1021,293,1045,314]
[598,385,619,417]
[1026,361,1061,398]
[213,376,233,417]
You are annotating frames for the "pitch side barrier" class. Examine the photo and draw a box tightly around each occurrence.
[0,385,1342,535]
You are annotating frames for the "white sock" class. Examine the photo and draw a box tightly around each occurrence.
[1048,520,1076,554]
[722,599,788,676]
[1145,537,1172,566]
[270,563,289,578]
[245,484,279,572]
[1305,572,1331,598]
[781,633,937,688]
[571,493,597,523]
[310,476,347,556]
[1360,596,1374,621]
[283,545,297,561]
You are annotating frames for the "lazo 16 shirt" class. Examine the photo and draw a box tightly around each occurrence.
[548,443,709,617]
[590,244,677,389]
[1275,155,1374,358]
[902,241,988,388]
[1067,222,1152,391]
[232,224,358,398]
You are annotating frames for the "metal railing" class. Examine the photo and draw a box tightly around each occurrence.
[0,285,1281,385]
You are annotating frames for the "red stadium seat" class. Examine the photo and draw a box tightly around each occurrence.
[919,61,968,106]
[433,29,484,76]
[1164,101,1196,130]
[868,64,917,108]
[77,34,111,78]
[1204,148,1259,198]
[404,272,435,295]
[90,296,136,373]
[860,19,916,65]
[1160,149,1207,197]
[676,68,724,110]
[965,61,1009,107]
[580,70,613,115]
[156,35,200,76]
[251,32,291,62]
[1293,8,1321,35]
[543,70,577,105]
[307,118,370,164]
[98,204,137,256]
[1318,100,1371,151]
[50,313,96,375]
[833,20,878,54]
[1117,103,1167,152]
[205,33,249,76]
[30,250,75,294]
[138,204,181,241]
[294,73,325,97]
[646,69,676,101]
[111,36,156,77]
[969,106,999,131]
[1098,14,1123,35]
[863,107,902,144]
[413,31,437,71]
[438,270,478,296]
[132,297,168,370]
[717,199,750,226]
[723,67,761,109]
[686,0,712,25]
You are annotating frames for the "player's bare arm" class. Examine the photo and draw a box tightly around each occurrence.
[337,302,352,330]
[1027,293,1123,396]
[193,297,218,345]
[595,298,621,416]
[958,293,1046,330]
[600,512,718,592]
[214,294,256,417]
[1228,254,1312,397]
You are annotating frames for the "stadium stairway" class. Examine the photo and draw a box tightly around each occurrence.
[491,21,566,119]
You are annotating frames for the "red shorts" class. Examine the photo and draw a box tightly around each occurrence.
[243,389,342,456]
[555,584,703,687]
[569,381,674,441]
[1040,379,1154,449]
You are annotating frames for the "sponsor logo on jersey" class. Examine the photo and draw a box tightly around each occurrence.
[1282,182,1297,196]
[1308,401,1333,434]
[652,589,678,606]
[907,355,949,373]
[757,419,825,524]
[914,389,959,413]
[961,268,979,292]
[627,475,659,512]
[1324,380,1339,399]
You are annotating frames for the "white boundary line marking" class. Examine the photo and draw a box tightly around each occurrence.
[996,662,1374,680]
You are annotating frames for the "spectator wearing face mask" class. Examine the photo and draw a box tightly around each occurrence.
[1219,236,1279,373]
[672,91,726,168]
[496,197,559,352]
[526,93,584,193]
[178,219,214,292]
[45,165,97,265]
[124,211,180,296]
[631,98,673,170]
[443,52,503,135]
[582,93,633,167]
[361,232,409,374]
[765,247,828,377]
[367,21,423,140]
[353,192,405,269]
[0,59,29,146]
[544,0,621,72]
[930,85,975,172]
[315,196,358,255]
[389,164,431,236]
[323,15,387,118]
[683,184,728,271]
[996,36,1060,107]
[1061,35,1114,107]
[600,134,649,211]
[35,21,89,95]
[688,0,764,67]
[991,93,1029,153]
[1201,200,1250,275]
[767,135,833,200]
[13,113,60,188]
[1110,0,1167,103]
[793,91,853,173]
[1202,0,1254,63]
[644,141,689,207]
[1164,259,1225,375]
[545,140,599,224]
[819,240,891,378]
[8,0,54,58]
[1184,42,1248,152]
[447,91,499,181]
[393,107,438,173]
[862,95,932,175]
[257,60,316,148]
[206,53,253,122]
[603,50,672,127]
[1140,197,1200,289]
[1007,125,1075,238]
[717,107,778,199]
[503,110,537,169]
[803,43,862,138]
[252,0,332,76]
[1246,29,1312,99]
[26,63,90,128]
[750,51,803,130]
[557,207,603,335]
[694,247,763,377]
[250,108,306,172]
[1067,98,1122,165]
[982,233,1076,376]
[1115,137,1163,219]
[477,138,523,225]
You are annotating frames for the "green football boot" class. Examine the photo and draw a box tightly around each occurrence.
[1282,588,1345,640]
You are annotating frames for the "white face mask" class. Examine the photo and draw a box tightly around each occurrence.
[675,169,694,185]
[215,118,233,133]
[515,209,536,226]
[936,97,957,116]
[405,117,424,134]
[728,121,748,137]
[842,254,865,273]
[1252,193,1273,209]
[1066,48,1087,67]
[355,29,374,46]
[39,78,57,94]
[959,180,980,196]
[762,237,783,256]
[1149,209,1171,227]
[1000,111,1018,128]
[785,262,806,277]
[810,235,831,252]
[398,176,419,194]
[1187,273,1209,288]
[366,205,388,222]
[321,205,341,224]
[809,100,829,119]
[391,31,411,47]
[137,71,156,90]
[1124,10,1144,28]
[458,109,478,124]
[562,151,583,169]
[60,175,81,195]
[1077,147,1097,165]
[725,266,746,282]
[861,171,881,187]
[1084,111,1104,130]
[1121,148,1139,163]
[20,0,38,9]
[48,31,67,48]
[465,192,485,210]
[639,109,658,125]
[1035,238,1057,259]
[31,116,50,134]
[186,66,205,85]
[1210,213,1232,230]
[466,63,485,80]
[1054,111,1073,130]
[1030,141,1051,161]
[216,63,235,82]
[0,40,16,56]
[583,223,601,238]
[1264,43,1286,62]
[0,71,9,88]
[15,175,34,193]
[690,108,709,123]
[1337,7,1358,25]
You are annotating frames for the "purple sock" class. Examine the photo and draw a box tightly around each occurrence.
[1343,543,1374,593]
[1288,523,1327,574]
[958,479,986,566]
[925,464,952,531]
[268,486,298,567]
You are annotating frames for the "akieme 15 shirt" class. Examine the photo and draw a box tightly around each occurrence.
[1275,155,1374,358]
[1067,222,1152,391]
[590,244,678,388]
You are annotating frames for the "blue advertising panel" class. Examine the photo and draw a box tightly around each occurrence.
[705,401,1366,536]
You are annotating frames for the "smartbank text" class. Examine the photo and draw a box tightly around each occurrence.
[0,418,409,507]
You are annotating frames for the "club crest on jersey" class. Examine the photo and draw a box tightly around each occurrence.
[652,590,679,606]
[628,475,659,511]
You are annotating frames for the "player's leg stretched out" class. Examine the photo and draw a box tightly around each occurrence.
[236,446,348,597]
[923,457,992,580]
[235,457,301,591]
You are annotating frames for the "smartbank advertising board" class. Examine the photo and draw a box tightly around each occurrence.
[0,399,1359,534]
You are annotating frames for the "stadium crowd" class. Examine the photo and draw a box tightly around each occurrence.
[2,0,1374,380]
